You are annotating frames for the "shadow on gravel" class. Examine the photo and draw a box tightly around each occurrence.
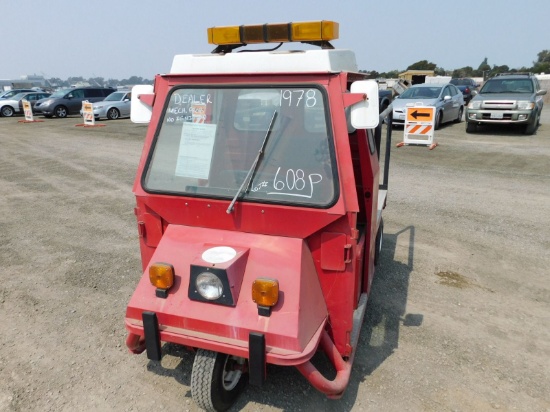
[143,225,422,411]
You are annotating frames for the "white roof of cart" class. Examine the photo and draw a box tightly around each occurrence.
[170,49,358,75]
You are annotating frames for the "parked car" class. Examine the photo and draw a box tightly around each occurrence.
[378,89,393,113]
[79,90,131,120]
[392,83,464,129]
[0,91,51,117]
[465,73,547,135]
[0,89,37,100]
[33,87,115,118]
[450,78,479,104]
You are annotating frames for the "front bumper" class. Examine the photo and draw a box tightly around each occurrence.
[466,108,534,124]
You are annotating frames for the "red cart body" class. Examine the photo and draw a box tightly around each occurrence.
[125,21,391,411]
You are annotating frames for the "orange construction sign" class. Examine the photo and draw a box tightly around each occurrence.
[406,107,435,123]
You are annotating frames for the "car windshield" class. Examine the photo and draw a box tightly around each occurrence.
[103,92,127,101]
[50,88,71,98]
[144,85,337,207]
[10,93,29,100]
[450,79,470,86]
[1,91,22,99]
[481,79,534,94]
[399,86,442,99]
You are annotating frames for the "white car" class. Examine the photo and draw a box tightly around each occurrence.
[0,91,51,117]
[80,90,131,120]
[392,83,464,129]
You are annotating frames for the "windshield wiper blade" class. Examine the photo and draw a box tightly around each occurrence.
[226,111,277,214]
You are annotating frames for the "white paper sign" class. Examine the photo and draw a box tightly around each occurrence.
[175,122,217,179]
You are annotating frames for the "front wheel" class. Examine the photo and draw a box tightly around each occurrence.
[434,110,442,130]
[54,105,68,118]
[1,105,15,117]
[466,121,477,134]
[524,111,539,135]
[191,349,247,412]
[106,107,120,120]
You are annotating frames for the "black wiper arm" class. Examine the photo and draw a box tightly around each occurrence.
[226,111,277,214]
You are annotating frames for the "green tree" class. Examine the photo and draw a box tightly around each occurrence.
[407,60,437,71]
[536,50,550,64]
[451,66,474,78]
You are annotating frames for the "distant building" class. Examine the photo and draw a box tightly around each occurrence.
[0,75,51,91]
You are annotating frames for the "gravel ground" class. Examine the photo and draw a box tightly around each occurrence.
[0,108,549,412]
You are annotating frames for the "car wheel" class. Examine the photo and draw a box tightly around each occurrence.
[106,107,120,120]
[1,105,15,117]
[454,106,463,123]
[524,111,539,135]
[54,106,68,118]
[191,349,247,412]
[434,110,442,130]
[466,121,477,133]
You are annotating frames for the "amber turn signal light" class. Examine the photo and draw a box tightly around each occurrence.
[149,263,174,290]
[252,278,279,307]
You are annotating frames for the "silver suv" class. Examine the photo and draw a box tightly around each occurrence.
[465,73,546,135]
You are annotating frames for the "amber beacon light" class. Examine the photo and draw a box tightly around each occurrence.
[207,21,339,47]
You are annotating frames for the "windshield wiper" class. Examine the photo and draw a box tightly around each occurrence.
[226,111,278,214]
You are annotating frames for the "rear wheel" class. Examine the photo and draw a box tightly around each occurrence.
[454,106,463,123]
[466,121,477,133]
[374,218,384,266]
[1,105,14,117]
[54,105,68,118]
[191,349,247,412]
[106,107,120,120]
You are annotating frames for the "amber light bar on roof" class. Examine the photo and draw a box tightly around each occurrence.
[207,21,339,45]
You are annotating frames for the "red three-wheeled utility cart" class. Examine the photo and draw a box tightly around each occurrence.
[125,20,393,411]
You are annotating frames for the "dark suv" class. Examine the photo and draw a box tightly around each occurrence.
[465,73,547,135]
[450,78,479,104]
[34,87,115,118]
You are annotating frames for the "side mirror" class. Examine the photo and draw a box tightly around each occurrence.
[350,80,380,129]
[443,95,451,101]
[131,85,154,124]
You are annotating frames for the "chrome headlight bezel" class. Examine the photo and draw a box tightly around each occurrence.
[188,265,234,306]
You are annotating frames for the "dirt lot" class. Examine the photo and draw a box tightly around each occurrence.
[0,109,549,412]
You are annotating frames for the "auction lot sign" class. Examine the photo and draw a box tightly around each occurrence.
[404,106,435,145]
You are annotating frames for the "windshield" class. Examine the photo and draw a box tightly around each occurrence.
[450,79,471,86]
[481,79,534,94]
[104,92,127,101]
[11,93,28,100]
[144,85,337,207]
[399,86,442,99]
[50,88,71,98]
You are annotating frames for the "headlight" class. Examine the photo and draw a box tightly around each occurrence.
[517,101,534,110]
[468,101,481,109]
[40,99,53,107]
[196,272,224,300]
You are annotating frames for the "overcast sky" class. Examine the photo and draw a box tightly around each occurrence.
[3,0,549,80]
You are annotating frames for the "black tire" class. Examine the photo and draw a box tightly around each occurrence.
[374,218,384,266]
[1,105,14,117]
[466,121,477,134]
[54,105,68,118]
[191,349,247,412]
[106,107,120,120]
[44,114,53,118]
[524,111,539,135]
[434,110,442,130]
[454,106,463,123]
